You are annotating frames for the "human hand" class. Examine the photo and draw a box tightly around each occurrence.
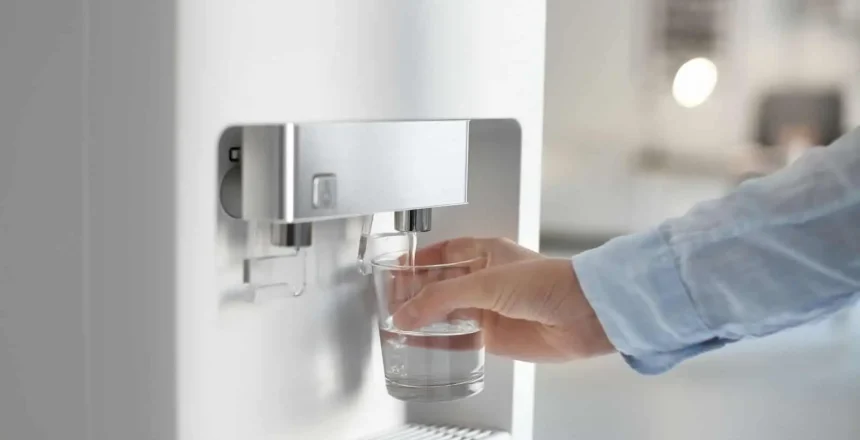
[392,237,615,362]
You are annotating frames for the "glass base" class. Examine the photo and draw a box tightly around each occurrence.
[385,376,484,402]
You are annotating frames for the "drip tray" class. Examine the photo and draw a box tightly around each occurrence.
[366,424,510,440]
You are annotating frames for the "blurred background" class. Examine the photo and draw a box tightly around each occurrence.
[537,0,860,439]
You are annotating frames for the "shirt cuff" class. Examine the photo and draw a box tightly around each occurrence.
[572,227,728,374]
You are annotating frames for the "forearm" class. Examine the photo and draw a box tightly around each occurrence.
[574,128,860,374]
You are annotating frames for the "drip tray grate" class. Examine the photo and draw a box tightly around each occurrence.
[367,424,510,440]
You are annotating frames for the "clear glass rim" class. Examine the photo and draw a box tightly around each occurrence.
[370,250,487,271]
[364,232,408,239]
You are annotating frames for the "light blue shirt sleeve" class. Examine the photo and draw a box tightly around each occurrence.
[573,127,860,374]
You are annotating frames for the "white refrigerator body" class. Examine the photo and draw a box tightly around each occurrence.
[0,1,546,439]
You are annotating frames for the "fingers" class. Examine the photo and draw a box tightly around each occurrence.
[392,259,579,330]
[402,240,446,265]
[392,267,503,330]
[409,236,540,268]
[408,237,484,266]
[387,238,486,315]
[386,237,541,330]
[384,267,461,315]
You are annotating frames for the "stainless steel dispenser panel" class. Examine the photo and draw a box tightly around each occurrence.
[241,121,470,223]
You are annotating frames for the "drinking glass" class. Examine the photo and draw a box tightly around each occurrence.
[370,250,488,402]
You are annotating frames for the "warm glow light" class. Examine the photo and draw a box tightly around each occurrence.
[672,57,718,108]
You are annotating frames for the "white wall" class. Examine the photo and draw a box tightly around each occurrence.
[541,0,860,237]
[541,0,642,235]
[540,0,736,236]
[0,1,87,439]
[537,2,860,439]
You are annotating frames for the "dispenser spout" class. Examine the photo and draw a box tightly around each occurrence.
[394,208,432,232]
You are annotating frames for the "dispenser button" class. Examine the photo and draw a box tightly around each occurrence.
[312,174,337,209]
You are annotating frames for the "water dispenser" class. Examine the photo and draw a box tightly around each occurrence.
[217,120,470,298]
[0,1,546,439]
